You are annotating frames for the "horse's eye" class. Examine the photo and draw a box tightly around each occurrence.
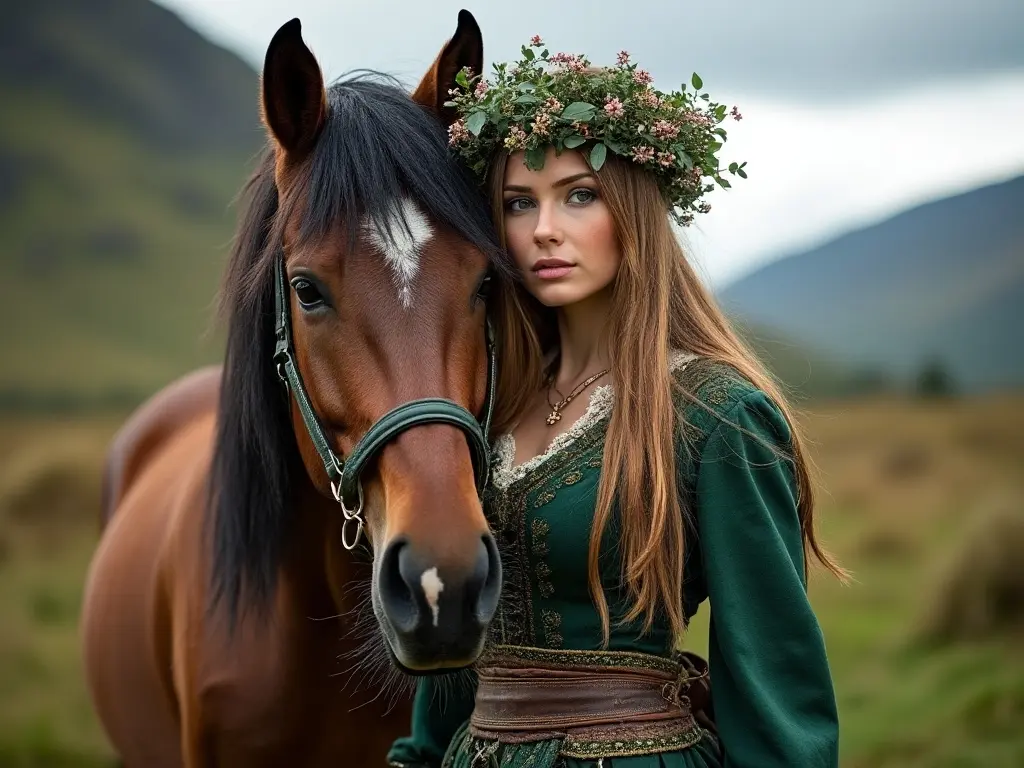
[475,274,493,301]
[291,278,324,308]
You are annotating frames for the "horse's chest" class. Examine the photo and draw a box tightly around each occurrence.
[198,620,409,764]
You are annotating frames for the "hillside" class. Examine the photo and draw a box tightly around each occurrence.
[719,175,1024,392]
[0,0,263,409]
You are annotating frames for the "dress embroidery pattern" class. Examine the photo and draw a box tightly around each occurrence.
[485,351,699,652]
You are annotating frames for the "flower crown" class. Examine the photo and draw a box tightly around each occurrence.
[445,37,747,226]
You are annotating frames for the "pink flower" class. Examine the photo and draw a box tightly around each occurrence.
[652,119,680,140]
[617,50,630,66]
[544,97,563,113]
[448,87,460,97]
[638,90,661,108]
[572,121,592,138]
[680,109,713,128]
[531,35,543,46]
[731,106,743,121]
[657,151,676,168]
[474,81,489,99]
[631,145,655,163]
[531,112,552,136]
[632,69,653,86]
[503,125,528,150]
[550,52,586,72]
[604,96,625,119]
[448,120,469,146]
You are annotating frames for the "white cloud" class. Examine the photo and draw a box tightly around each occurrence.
[682,71,1024,287]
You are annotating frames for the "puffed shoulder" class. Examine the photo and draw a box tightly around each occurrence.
[670,358,793,484]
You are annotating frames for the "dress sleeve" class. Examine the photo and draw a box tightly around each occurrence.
[694,389,839,767]
[387,672,477,767]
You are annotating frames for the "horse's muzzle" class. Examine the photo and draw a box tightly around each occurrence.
[377,532,501,670]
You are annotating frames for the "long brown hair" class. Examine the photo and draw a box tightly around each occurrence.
[487,150,846,644]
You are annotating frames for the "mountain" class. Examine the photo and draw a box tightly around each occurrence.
[0,0,263,410]
[719,175,1024,393]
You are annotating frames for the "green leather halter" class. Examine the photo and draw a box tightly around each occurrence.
[272,257,496,550]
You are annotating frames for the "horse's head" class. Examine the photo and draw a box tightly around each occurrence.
[211,11,503,672]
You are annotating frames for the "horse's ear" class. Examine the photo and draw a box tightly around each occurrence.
[260,18,327,159]
[412,9,483,127]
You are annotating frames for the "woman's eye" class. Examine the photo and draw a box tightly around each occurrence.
[568,188,596,205]
[506,197,534,213]
[291,278,324,308]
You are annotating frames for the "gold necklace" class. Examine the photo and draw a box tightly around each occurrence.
[544,368,610,426]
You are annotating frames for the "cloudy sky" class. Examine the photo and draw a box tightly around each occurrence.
[155,0,1024,288]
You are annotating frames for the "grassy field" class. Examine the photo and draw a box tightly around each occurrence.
[0,394,1022,766]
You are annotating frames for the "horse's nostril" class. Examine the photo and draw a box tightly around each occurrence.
[379,537,418,634]
[475,532,502,623]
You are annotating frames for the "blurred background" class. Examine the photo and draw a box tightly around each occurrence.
[0,0,1022,765]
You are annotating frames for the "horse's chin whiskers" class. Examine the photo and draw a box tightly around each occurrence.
[326,580,413,710]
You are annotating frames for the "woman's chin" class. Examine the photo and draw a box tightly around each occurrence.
[528,282,589,308]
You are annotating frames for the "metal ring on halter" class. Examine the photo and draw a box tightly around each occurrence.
[331,478,365,549]
[341,514,364,551]
[332,478,364,521]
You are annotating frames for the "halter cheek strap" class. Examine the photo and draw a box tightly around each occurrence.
[272,257,496,549]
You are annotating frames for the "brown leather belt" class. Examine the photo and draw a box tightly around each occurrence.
[469,645,713,759]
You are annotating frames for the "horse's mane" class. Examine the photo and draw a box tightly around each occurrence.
[207,73,502,624]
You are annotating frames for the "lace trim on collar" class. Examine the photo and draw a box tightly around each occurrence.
[490,351,697,490]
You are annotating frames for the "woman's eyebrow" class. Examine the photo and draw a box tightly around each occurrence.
[503,172,595,193]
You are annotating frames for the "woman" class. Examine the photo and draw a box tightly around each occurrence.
[389,39,843,768]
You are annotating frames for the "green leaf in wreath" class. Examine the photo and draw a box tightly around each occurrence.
[589,142,608,171]
[561,102,597,122]
[563,134,587,149]
[466,111,487,136]
[691,72,703,90]
[525,146,547,170]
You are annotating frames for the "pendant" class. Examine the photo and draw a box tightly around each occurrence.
[546,409,561,426]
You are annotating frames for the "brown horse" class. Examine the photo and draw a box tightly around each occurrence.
[81,11,504,766]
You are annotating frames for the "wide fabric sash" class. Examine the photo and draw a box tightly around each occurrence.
[465,645,713,761]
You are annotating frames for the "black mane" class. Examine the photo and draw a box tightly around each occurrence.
[207,73,502,624]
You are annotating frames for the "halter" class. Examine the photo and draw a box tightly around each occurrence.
[272,256,496,550]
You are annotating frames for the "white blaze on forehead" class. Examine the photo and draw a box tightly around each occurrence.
[363,198,433,309]
[420,566,445,627]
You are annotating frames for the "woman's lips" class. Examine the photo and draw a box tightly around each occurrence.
[532,259,574,280]
[534,265,574,279]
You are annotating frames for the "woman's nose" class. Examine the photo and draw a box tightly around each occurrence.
[533,203,563,246]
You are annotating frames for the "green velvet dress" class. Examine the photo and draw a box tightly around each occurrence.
[388,356,839,767]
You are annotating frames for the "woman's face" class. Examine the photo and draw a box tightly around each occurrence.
[502,148,621,308]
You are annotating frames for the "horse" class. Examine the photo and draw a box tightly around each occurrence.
[81,11,505,766]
